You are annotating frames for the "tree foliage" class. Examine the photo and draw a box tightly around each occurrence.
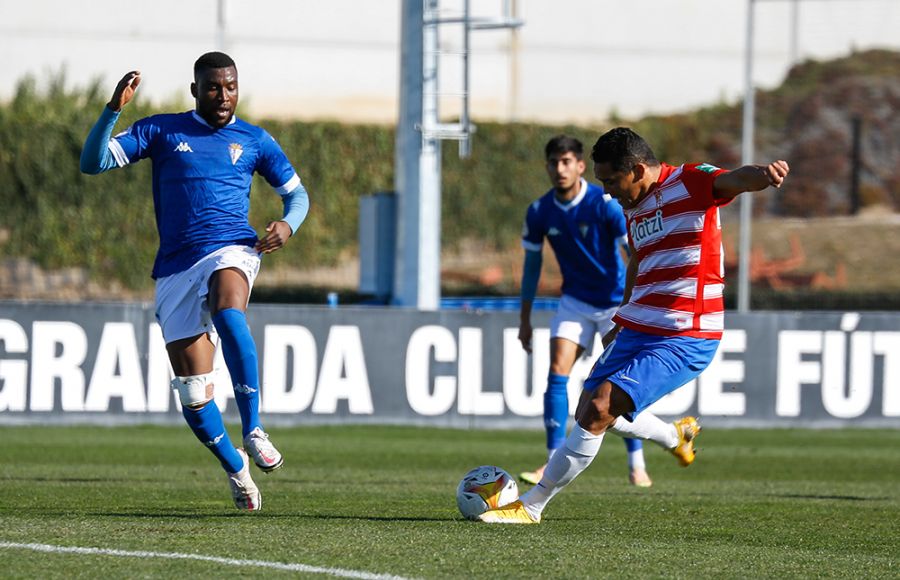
[1,50,897,290]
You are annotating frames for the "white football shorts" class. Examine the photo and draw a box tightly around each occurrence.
[550,294,618,351]
[155,245,261,344]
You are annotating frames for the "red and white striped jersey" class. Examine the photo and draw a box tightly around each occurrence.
[613,162,731,339]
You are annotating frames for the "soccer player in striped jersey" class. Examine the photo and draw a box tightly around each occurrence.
[518,135,653,488]
[80,52,310,511]
[480,127,789,523]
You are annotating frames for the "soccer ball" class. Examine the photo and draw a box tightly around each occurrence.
[456,465,519,520]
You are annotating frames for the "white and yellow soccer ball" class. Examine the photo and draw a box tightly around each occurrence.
[456,465,519,520]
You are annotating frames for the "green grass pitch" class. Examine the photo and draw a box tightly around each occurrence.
[0,424,897,578]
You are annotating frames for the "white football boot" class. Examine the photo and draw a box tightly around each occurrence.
[243,427,284,472]
[227,448,262,511]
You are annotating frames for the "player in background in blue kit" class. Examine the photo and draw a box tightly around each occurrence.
[518,135,694,488]
[80,52,310,511]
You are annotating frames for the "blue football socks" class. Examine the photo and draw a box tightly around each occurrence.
[212,308,261,438]
[544,373,570,452]
[182,402,243,473]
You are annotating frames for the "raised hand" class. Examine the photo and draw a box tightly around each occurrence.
[108,71,142,112]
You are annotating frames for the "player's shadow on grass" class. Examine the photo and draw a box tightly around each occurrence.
[92,510,455,522]
[774,493,891,502]
[6,476,137,484]
[617,489,893,502]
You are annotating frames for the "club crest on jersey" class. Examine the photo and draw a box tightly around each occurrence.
[578,222,589,238]
[630,209,665,245]
[228,143,244,165]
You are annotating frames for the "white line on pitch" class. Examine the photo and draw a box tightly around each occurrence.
[0,541,413,579]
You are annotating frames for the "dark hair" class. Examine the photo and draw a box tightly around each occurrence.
[590,127,659,172]
[544,135,583,161]
[194,51,237,76]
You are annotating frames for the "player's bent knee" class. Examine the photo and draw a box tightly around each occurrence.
[575,383,618,434]
[608,383,636,417]
[171,374,214,408]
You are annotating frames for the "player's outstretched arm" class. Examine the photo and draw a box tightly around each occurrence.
[713,160,790,199]
[108,71,142,112]
[80,71,142,175]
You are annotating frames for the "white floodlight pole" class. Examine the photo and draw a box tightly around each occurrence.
[737,0,756,313]
[216,0,228,53]
[394,1,521,308]
[395,0,441,309]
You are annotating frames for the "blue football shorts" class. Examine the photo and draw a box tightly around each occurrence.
[583,327,720,421]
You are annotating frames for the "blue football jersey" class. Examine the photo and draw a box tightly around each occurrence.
[521,179,627,308]
[109,111,300,278]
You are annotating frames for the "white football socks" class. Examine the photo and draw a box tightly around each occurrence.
[521,425,604,519]
[608,412,679,449]
[627,448,646,471]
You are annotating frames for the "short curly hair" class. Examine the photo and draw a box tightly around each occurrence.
[590,127,659,172]
[194,52,236,76]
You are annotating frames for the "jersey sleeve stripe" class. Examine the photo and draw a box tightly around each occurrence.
[275,173,301,195]
[108,139,130,167]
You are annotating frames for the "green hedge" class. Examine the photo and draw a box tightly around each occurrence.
[0,75,619,290]
[2,49,897,292]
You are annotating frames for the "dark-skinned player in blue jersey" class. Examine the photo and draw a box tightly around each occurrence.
[81,52,310,511]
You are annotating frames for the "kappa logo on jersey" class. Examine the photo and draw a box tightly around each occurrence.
[228,143,244,165]
[547,227,561,236]
[696,163,720,174]
[630,209,665,245]
[174,141,193,153]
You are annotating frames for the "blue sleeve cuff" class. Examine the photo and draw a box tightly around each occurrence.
[520,249,542,302]
[280,182,310,234]
[80,106,121,174]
